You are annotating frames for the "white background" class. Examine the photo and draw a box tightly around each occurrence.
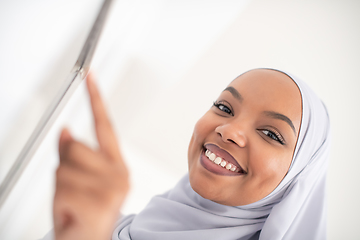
[0,0,359,239]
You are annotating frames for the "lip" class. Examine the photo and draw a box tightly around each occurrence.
[199,143,246,176]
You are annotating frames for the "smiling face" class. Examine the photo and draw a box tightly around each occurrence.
[188,69,302,206]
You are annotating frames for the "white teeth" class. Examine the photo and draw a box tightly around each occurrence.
[205,149,240,173]
[226,163,232,170]
[205,149,210,157]
[214,157,222,164]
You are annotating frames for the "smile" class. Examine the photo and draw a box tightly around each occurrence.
[205,149,240,172]
[199,144,246,176]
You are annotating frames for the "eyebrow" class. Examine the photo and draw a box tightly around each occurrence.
[223,86,243,102]
[264,111,296,135]
[223,86,296,135]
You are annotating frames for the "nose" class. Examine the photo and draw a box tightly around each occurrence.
[215,123,247,147]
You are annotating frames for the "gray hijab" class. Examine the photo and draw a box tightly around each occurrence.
[112,70,330,240]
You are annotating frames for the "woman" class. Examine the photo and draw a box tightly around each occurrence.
[50,68,330,240]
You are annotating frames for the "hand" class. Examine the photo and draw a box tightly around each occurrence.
[53,73,129,240]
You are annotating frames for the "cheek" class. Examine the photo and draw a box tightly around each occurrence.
[250,147,293,185]
[187,135,196,167]
[271,150,293,176]
[187,119,203,166]
[190,113,213,145]
[188,113,214,166]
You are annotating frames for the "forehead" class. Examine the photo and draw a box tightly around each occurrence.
[227,69,302,132]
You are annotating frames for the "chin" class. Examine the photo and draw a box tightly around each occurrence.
[189,171,222,203]
[190,181,215,201]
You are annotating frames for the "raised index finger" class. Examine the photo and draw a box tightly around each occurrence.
[86,73,120,161]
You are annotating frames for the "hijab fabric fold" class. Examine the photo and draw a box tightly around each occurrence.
[112,69,330,240]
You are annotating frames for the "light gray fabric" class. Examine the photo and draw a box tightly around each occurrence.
[112,70,330,240]
[258,70,330,239]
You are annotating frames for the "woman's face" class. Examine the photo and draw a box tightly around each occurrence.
[188,69,302,206]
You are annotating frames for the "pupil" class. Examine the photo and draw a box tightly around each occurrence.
[270,132,276,140]
[220,106,230,113]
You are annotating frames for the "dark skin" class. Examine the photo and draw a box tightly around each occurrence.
[53,69,302,239]
[54,74,129,240]
[188,69,302,206]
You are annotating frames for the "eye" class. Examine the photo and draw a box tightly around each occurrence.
[261,129,285,145]
[213,101,233,116]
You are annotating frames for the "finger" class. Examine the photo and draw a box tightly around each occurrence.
[53,187,116,240]
[86,73,120,161]
[59,128,74,162]
[56,164,108,196]
[53,187,97,239]
[59,138,108,174]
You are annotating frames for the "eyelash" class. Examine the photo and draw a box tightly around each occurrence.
[260,129,285,145]
[213,101,285,145]
[213,101,233,116]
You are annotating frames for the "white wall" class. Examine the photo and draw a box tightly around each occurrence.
[0,0,359,239]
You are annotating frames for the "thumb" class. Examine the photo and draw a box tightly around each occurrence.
[59,128,73,155]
